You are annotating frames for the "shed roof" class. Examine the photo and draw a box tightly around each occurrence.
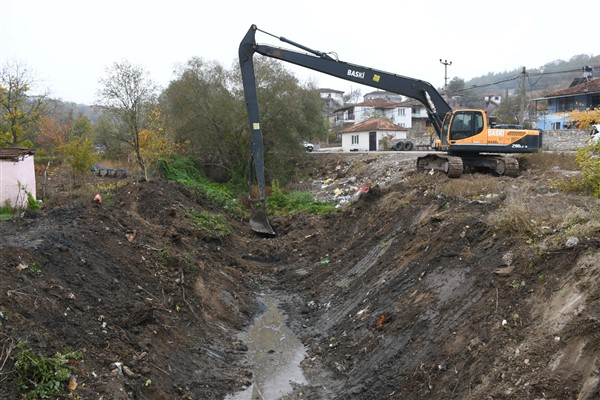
[340,118,407,133]
[0,148,35,161]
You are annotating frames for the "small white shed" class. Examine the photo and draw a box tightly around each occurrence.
[0,148,36,208]
[340,118,408,152]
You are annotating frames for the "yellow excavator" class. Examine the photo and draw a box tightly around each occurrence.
[239,24,542,235]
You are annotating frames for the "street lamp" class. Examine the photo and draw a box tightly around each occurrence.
[440,59,452,89]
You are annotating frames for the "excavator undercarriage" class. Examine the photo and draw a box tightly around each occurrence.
[416,154,520,178]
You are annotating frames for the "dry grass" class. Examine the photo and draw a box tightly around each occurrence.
[518,152,579,172]
[487,191,599,247]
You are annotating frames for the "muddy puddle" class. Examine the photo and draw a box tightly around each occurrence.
[226,293,307,400]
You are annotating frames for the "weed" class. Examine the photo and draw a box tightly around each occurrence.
[188,211,232,238]
[508,280,521,289]
[13,343,82,399]
[29,261,42,276]
[0,201,12,221]
[557,141,600,197]
[157,247,171,267]
[538,274,546,283]
[26,192,40,210]
[429,174,507,201]
[267,182,336,216]
[519,152,578,171]
[159,156,246,217]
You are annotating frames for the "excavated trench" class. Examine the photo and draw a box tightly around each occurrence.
[226,293,307,400]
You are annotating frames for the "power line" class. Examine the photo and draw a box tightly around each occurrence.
[448,65,600,94]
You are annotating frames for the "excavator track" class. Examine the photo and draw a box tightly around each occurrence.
[502,156,520,177]
[416,154,464,178]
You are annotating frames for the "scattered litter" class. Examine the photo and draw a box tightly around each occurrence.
[68,375,78,391]
[91,164,128,178]
[373,312,390,330]
[16,263,28,271]
[126,229,138,243]
[494,266,515,276]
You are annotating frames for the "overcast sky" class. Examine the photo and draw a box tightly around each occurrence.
[1,0,598,105]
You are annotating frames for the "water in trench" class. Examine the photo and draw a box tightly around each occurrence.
[226,293,307,400]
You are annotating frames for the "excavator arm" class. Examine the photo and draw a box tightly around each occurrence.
[239,27,275,235]
[240,24,452,138]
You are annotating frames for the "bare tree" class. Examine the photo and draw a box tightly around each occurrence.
[96,60,158,180]
[0,61,49,147]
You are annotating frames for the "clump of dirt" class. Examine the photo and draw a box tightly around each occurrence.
[1,153,599,400]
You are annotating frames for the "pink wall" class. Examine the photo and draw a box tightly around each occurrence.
[0,155,36,208]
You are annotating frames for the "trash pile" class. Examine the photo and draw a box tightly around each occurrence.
[306,155,411,207]
[313,176,370,207]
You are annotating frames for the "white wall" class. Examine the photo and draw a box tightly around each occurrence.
[0,155,36,208]
[342,130,407,151]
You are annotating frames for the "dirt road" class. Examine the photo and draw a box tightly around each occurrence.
[1,151,599,399]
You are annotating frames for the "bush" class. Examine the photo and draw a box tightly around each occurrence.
[13,345,82,399]
[573,140,600,197]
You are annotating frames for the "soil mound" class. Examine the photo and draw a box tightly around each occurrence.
[1,153,599,399]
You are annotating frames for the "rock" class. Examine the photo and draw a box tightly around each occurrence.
[565,236,579,248]
[502,251,514,267]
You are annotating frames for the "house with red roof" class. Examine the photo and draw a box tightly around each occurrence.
[340,118,408,151]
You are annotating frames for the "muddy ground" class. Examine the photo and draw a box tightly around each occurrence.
[1,152,599,399]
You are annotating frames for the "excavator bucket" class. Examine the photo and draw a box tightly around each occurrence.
[250,209,276,236]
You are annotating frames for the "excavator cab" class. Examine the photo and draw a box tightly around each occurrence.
[448,111,484,141]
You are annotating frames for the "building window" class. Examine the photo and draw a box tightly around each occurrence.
[398,108,405,116]
[352,135,359,144]
[551,122,561,130]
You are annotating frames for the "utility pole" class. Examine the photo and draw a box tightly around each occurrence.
[440,59,452,89]
[518,67,527,126]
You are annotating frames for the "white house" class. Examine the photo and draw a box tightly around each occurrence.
[340,118,408,151]
[0,148,36,208]
[334,99,412,128]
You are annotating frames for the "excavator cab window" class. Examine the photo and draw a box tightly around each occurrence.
[450,111,484,140]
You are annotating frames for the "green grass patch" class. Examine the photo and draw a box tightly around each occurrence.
[267,183,336,216]
[159,156,246,217]
[13,343,82,399]
[0,203,12,221]
[188,211,233,238]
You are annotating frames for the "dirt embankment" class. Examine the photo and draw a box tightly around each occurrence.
[1,152,599,399]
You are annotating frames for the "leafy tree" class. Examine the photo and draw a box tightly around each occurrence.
[446,77,465,93]
[96,60,158,180]
[138,106,177,179]
[232,57,327,185]
[58,135,96,180]
[36,115,70,155]
[94,113,125,159]
[343,88,362,104]
[567,107,600,130]
[0,62,48,147]
[163,57,326,186]
[163,57,244,182]
[493,94,521,124]
[58,114,97,181]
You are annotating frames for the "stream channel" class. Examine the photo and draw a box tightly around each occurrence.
[226,293,308,400]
